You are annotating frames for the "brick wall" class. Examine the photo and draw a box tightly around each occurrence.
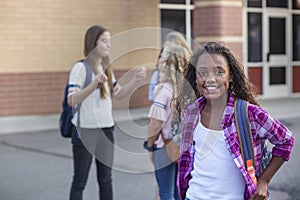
[194,6,242,37]
[0,69,153,116]
[0,0,158,116]
[193,0,243,63]
[0,0,159,73]
[0,72,67,116]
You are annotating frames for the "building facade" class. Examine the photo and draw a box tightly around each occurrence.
[1,0,299,116]
[0,0,160,116]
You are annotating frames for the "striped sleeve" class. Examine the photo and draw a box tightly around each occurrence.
[148,85,170,122]
[68,62,86,97]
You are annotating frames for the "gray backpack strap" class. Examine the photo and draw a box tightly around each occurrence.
[82,60,93,88]
[75,60,93,136]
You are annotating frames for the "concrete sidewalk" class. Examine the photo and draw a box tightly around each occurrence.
[1,96,299,135]
[0,97,299,199]
[260,96,300,120]
[0,107,150,135]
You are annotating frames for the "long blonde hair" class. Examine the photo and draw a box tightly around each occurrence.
[161,45,188,119]
[164,31,193,58]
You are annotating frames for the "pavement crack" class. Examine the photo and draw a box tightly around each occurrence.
[0,140,72,159]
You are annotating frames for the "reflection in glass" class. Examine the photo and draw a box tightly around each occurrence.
[248,13,262,62]
[267,0,288,8]
[269,67,286,85]
[161,9,186,44]
[161,0,185,4]
[269,18,285,54]
[293,15,300,60]
[293,0,300,9]
[247,0,262,8]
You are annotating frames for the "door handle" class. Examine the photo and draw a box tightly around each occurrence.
[267,52,270,62]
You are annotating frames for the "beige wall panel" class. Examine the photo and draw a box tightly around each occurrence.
[0,0,159,73]
[0,0,159,115]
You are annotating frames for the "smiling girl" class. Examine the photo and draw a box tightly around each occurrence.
[177,42,294,200]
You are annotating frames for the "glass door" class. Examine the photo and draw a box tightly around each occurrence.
[264,12,289,97]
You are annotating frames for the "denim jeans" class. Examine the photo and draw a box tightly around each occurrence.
[69,126,114,200]
[153,147,177,200]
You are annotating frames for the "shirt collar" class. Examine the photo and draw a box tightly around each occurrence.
[221,93,236,128]
[187,92,236,128]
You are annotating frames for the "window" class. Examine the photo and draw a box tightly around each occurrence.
[159,0,194,46]
[269,67,286,85]
[247,0,262,8]
[248,13,262,62]
[293,15,300,60]
[293,0,300,9]
[267,0,288,8]
[161,10,186,37]
[269,18,286,54]
[161,0,185,4]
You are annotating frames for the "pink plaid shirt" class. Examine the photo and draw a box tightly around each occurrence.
[177,93,294,200]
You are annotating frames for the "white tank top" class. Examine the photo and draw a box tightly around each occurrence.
[186,117,245,200]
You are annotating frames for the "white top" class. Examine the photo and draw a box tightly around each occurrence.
[186,116,245,200]
[68,62,117,128]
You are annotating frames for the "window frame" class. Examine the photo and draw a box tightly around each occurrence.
[159,0,194,46]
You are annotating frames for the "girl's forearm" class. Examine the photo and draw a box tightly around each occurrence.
[258,156,285,184]
[114,78,137,99]
[67,79,98,106]
[147,118,163,147]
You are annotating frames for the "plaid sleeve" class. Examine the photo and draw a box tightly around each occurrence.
[250,105,294,161]
[177,151,194,200]
[177,108,196,200]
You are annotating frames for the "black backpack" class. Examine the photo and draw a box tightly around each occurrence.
[59,60,93,138]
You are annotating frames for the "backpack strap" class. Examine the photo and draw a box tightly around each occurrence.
[74,60,93,134]
[235,99,257,185]
[82,60,93,88]
[72,60,93,114]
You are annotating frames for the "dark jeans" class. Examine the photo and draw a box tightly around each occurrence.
[69,126,114,200]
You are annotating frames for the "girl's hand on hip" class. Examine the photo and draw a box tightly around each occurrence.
[250,178,268,200]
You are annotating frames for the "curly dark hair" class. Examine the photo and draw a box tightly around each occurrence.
[178,42,259,113]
